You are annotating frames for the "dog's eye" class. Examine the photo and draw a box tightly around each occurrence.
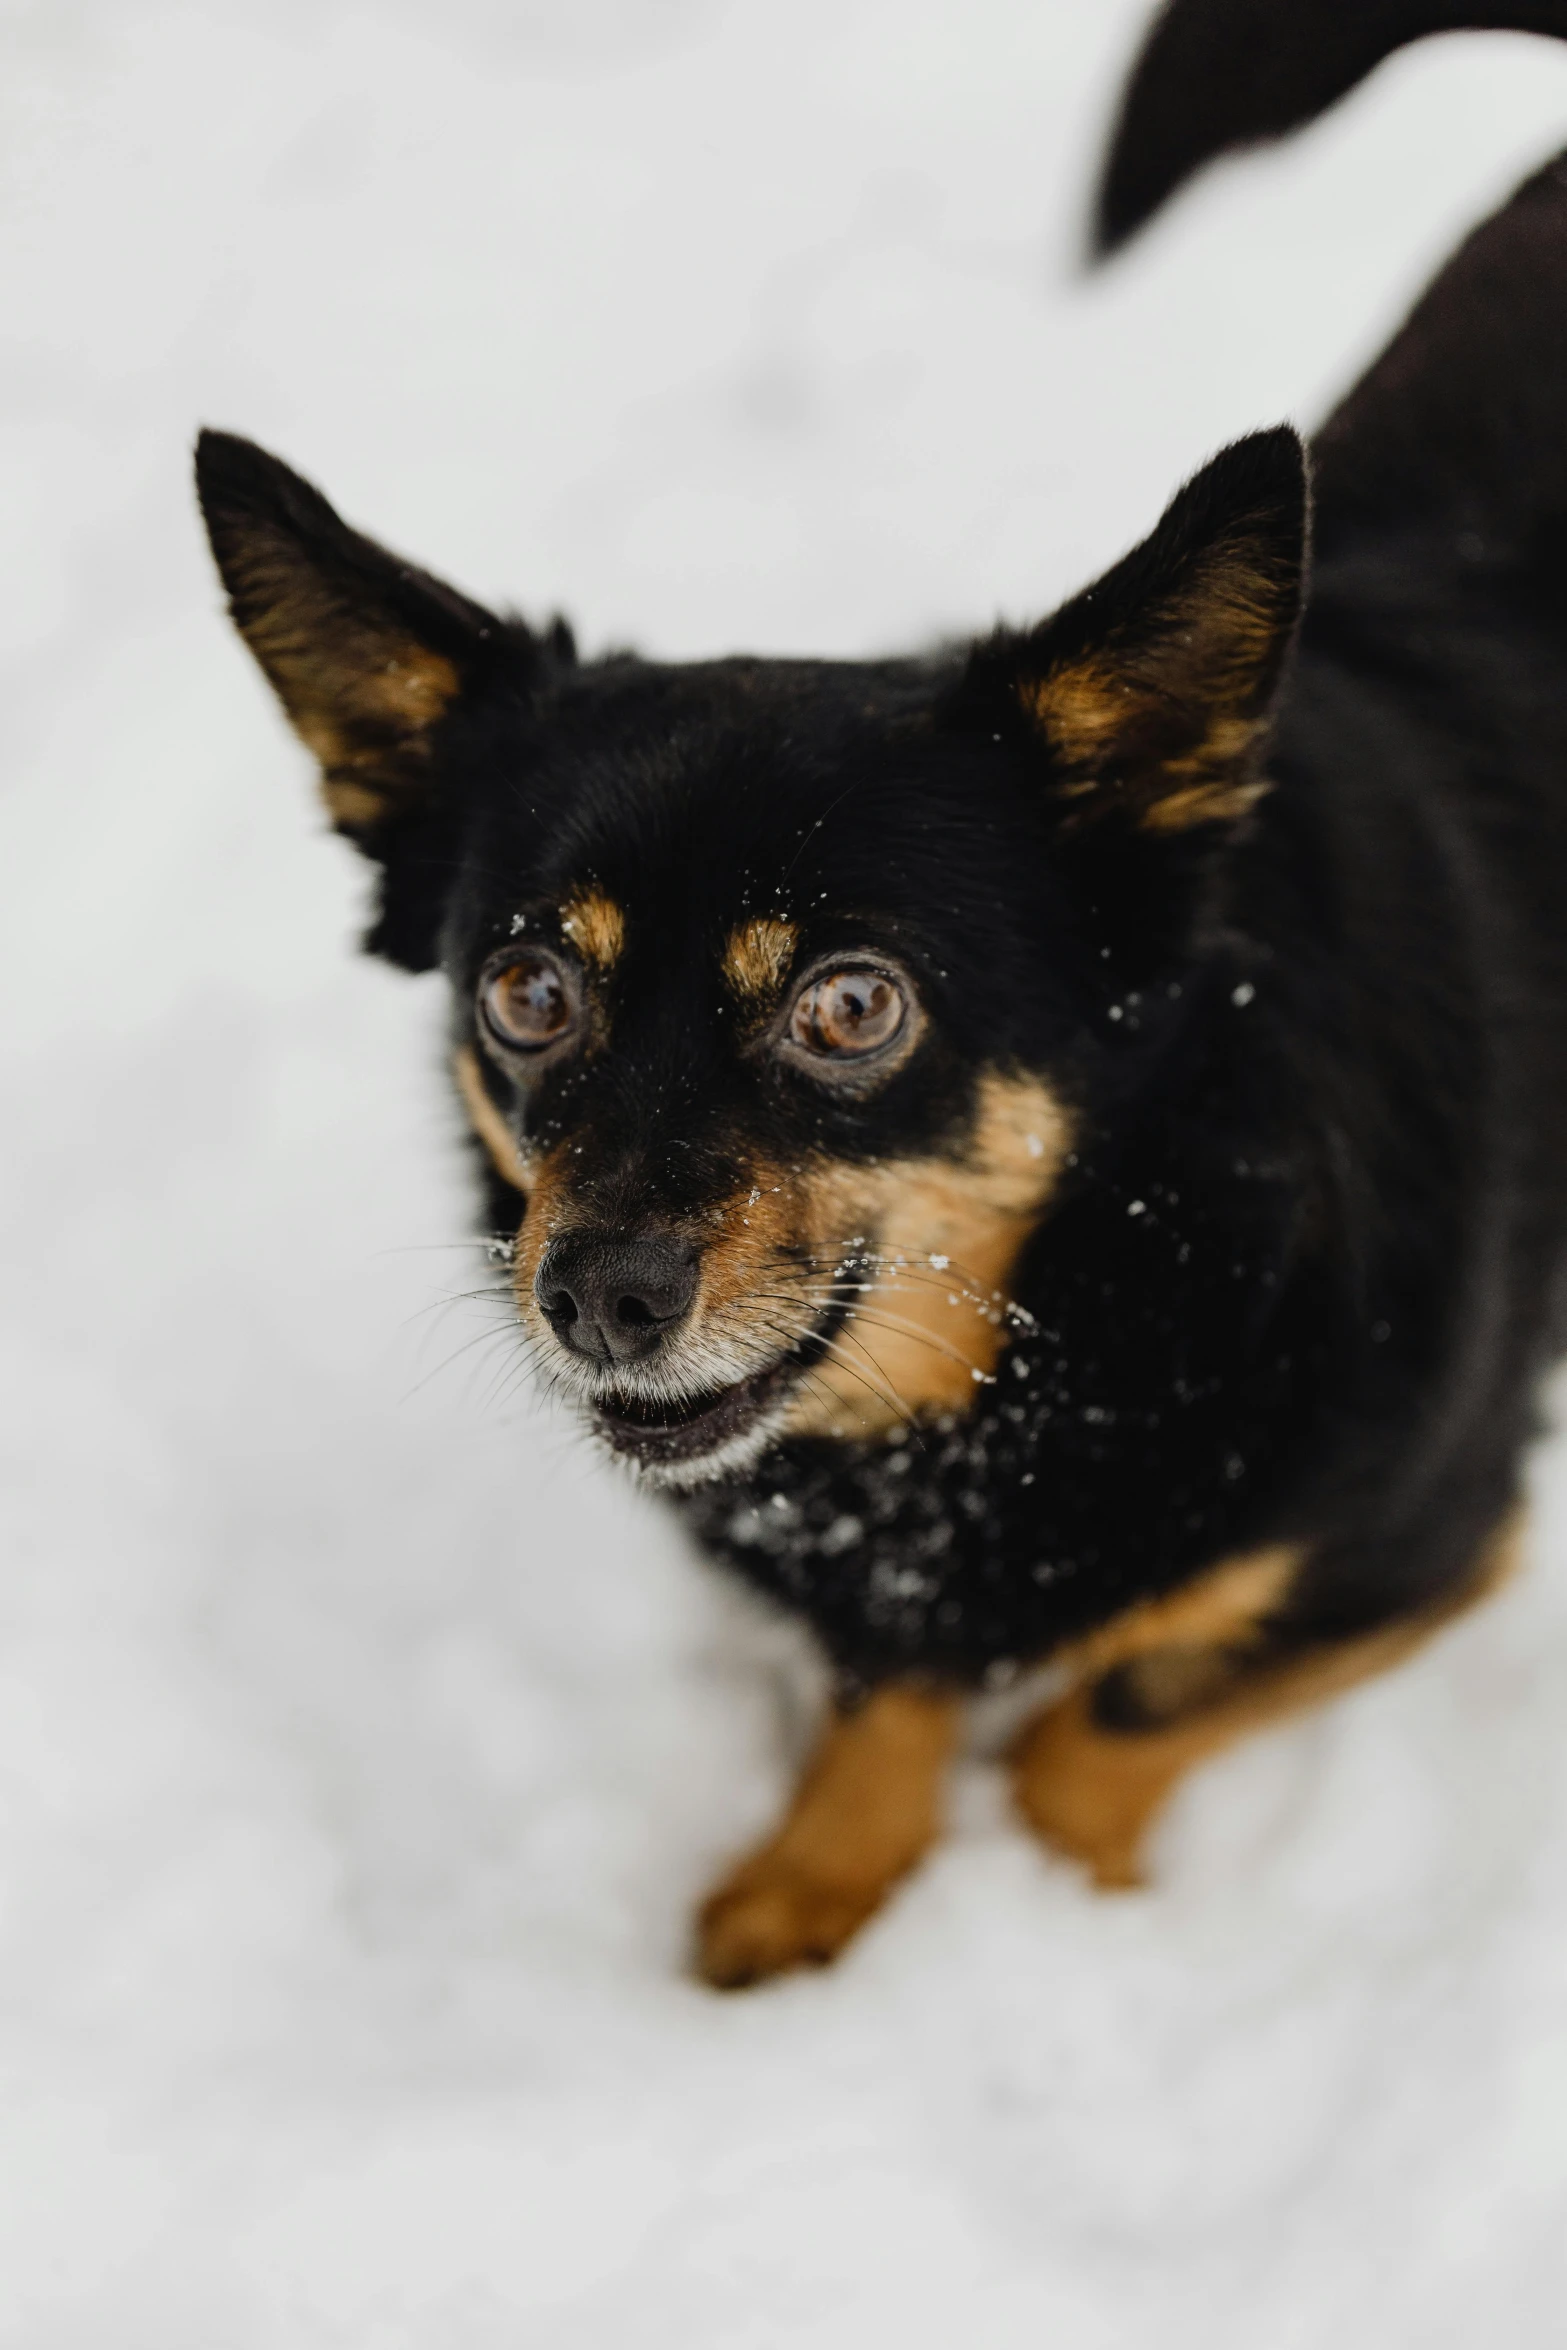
[788,968,906,1059]
[481,951,576,1051]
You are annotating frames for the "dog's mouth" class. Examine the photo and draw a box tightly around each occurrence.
[592,1353,797,1468]
[588,1298,847,1481]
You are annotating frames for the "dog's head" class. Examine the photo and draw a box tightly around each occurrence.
[196,426,1305,1485]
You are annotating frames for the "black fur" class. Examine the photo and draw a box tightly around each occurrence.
[197,11,1567,1710]
[1094,0,1567,256]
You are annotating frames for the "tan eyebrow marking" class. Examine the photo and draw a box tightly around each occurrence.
[560,889,626,971]
[723,916,799,1003]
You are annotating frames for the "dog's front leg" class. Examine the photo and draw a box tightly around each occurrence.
[696,1684,960,1988]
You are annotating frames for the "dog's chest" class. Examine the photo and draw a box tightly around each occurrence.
[677,1308,1307,1688]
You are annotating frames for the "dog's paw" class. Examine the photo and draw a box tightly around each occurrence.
[1012,1778,1149,1891]
[694,1858,886,1989]
[1009,1693,1157,1892]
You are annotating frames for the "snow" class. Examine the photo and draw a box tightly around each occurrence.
[4,0,1567,2338]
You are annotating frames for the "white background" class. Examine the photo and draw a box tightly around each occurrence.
[5,2,1567,2340]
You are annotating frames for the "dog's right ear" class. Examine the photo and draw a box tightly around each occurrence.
[195,430,555,968]
[194,430,554,963]
[195,428,508,838]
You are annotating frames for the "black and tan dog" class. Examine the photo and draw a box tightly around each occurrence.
[197,0,1567,1985]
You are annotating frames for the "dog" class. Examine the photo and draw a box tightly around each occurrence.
[196,0,1567,1986]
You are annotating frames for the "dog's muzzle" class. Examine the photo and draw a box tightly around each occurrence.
[529,1222,829,1484]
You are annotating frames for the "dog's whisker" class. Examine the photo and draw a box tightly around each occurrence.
[772,1312,922,1431]
[796,1252,998,1298]
[747,1313,922,1439]
[400,1285,516,1336]
[372,1239,517,1258]
[798,1261,1034,1330]
[826,1307,989,1374]
[399,1317,530,1407]
[738,1284,1000,1373]
[477,1344,536,1416]
[798,1247,1028,1313]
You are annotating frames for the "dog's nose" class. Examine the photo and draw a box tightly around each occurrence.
[534,1231,699,1366]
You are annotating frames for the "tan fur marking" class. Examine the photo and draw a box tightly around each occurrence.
[1025,659,1134,767]
[211,500,472,830]
[1024,541,1289,830]
[560,889,626,972]
[723,916,799,1003]
[377,647,458,724]
[288,642,460,825]
[282,646,458,752]
[784,1071,1076,1438]
[453,1045,534,1195]
[320,778,388,828]
[1139,777,1267,835]
[502,1067,1071,1446]
[1012,1514,1524,1889]
[696,1686,960,1987]
[1055,1545,1299,1682]
[505,1074,1073,1436]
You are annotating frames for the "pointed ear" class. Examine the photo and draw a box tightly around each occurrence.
[194,429,506,846]
[960,428,1308,839]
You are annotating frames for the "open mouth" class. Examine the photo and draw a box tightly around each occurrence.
[589,1299,847,1477]
[591,1353,798,1471]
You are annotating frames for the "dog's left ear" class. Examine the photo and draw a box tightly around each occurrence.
[956,427,1307,843]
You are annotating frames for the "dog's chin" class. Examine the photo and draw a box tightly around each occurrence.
[586,1354,802,1491]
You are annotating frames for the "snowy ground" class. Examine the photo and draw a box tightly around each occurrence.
[5,1,1567,2339]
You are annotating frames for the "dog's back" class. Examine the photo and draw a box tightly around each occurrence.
[1095,0,1567,1617]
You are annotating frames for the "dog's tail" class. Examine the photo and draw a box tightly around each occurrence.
[1092,0,1567,258]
